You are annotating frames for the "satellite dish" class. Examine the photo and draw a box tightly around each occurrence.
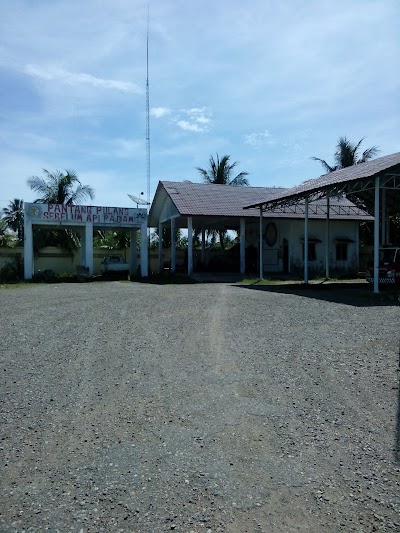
[127,193,150,208]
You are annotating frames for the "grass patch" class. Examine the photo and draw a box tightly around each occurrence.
[0,282,30,290]
[236,277,301,286]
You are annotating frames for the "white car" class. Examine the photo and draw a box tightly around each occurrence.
[101,255,129,274]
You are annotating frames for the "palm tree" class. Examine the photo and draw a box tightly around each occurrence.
[197,154,249,250]
[197,154,249,186]
[27,169,95,255]
[27,169,94,204]
[2,198,24,243]
[311,137,380,173]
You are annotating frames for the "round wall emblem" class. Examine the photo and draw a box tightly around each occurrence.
[28,205,42,218]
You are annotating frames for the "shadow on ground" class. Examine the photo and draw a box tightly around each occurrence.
[233,281,400,308]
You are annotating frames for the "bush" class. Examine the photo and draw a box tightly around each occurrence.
[0,255,24,283]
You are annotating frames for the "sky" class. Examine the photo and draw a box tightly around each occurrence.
[1,0,400,212]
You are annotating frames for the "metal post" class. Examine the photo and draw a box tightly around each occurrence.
[259,207,263,280]
[304,197,309,284]
[240,217,246,275]
[188,216,193,276]
[171,218,176,273]
[325,196,330,279]
[373,176,380,293]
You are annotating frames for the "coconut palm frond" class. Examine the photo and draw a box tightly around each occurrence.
[310,157,336,173]
[359,145,380,164]
[312,137,379,173]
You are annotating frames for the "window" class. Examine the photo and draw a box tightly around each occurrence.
[336,242,348,261]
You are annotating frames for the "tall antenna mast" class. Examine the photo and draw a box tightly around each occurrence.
[146,5,151,210]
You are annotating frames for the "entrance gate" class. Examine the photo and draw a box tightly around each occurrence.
[24,203,148,279]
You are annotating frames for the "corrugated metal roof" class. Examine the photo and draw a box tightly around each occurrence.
[154,181,372,220]
[244,151,400,209]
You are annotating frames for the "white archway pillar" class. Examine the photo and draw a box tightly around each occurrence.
[240,217,246,275]
[130,229,137,275]
[24,218,34,279]
[84,222,93,274]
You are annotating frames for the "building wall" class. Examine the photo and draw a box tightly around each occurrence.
[260,218,359,276]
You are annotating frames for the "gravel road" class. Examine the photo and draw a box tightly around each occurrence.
[1,281,399,532]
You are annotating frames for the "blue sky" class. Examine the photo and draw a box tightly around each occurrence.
[1,0,399,211]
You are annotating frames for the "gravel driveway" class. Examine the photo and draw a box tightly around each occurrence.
[1,281,399,532]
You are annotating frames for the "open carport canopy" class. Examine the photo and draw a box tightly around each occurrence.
[244,151,400,293]
[244,152,400,215]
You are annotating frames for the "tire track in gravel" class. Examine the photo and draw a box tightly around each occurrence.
[209,284,238,377]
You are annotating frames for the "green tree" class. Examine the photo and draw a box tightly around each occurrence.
[197,154,249,186]
[0,218,15,247]
[27,169,95,255]
[27,169,94,204]
[2,198,24,243]
[311,137,379,173]
[197,154,249,249]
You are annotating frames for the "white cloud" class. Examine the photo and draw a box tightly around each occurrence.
[176,120,203,133]
[243,130,274,149]
[24,64,142,93]
[150,104,213,133]
[150,107,171,118]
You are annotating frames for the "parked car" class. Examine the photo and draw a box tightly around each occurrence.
[101,255,129,276]
[366,247,400,285]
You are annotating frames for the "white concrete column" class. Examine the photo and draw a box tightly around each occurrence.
[201,226,206,264]
[240,217,246,275]
[188,216,193,276]
[304,197,309,284]
[259,207,263,280]
[130,229,137,275]
[80,227,86,266]
[381,188,386,245]
[171,218,176,273]
[140,223,148,277]
[373,176,380,293]
[158,221,163,273]
[24,219,34,279]
[325,196,330,279]
[85,222,93,275]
